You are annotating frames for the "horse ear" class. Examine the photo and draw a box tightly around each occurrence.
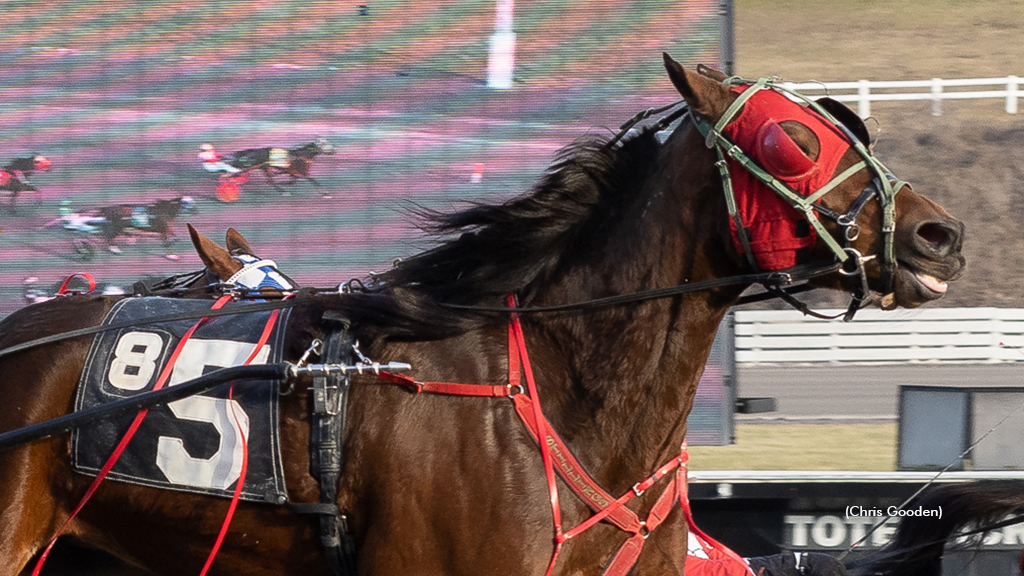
[696,63,729,82]
[663,53,733,120]
[225,227,254,255]
[188,224,242,279]
[816,97,872,147]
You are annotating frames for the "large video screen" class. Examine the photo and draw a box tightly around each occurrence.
[1,0,720,310]
[0,1,731,442]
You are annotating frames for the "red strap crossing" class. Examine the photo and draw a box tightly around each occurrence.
[200,305,283,575]
[372,296,735,576]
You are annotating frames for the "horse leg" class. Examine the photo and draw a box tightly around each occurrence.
[262,167,289,196]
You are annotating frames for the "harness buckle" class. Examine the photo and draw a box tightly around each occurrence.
[836,214,861,242]
[632,482,646,497]
[705,130,719,149]
[766,272,794,286]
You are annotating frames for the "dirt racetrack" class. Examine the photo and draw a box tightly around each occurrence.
[737,0,1024,309]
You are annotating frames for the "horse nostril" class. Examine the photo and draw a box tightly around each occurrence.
[915,221,958,254]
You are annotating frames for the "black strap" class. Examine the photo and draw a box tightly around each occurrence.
[0,363,290,452]
[439,260,843,314]
[0,292,314,361]
[301,310,357,576]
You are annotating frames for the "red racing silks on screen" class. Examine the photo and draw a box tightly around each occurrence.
[721,84,854,270]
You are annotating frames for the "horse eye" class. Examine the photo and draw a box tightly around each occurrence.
[756,122,818,180]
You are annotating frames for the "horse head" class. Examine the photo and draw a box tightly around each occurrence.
[312,137,335,156]
[663,54,965,310]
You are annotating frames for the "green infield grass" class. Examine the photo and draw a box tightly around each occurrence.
[687,423,898,471]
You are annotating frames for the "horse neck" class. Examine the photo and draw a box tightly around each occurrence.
[522,127,743,492]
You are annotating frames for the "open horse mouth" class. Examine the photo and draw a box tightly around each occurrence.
[898,263,952,299]
[893,219,966,306]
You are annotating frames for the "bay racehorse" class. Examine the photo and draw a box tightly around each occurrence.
[216,138,335,199]
[50,196,199,255]
[0,55,965,576]
[95,196,198,250]
[1,154,50,215]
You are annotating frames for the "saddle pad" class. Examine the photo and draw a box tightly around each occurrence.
[72,297,290,504]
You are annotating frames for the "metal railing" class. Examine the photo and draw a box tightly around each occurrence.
[781,76,1021,117]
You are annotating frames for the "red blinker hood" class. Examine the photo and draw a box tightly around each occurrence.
[721,86,853,270]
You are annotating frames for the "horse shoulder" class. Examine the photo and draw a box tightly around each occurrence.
[335,330,561,572]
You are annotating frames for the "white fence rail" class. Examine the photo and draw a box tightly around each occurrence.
[781,76,1021,118]
[734,308,1024,364]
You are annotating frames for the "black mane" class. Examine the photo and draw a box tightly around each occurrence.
[338,127,667,341]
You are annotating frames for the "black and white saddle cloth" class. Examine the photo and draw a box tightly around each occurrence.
[72,297,290,503]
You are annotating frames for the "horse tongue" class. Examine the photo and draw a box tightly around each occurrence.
[916,272,948,294]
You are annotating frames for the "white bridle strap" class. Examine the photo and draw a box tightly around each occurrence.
[225,258,280,286]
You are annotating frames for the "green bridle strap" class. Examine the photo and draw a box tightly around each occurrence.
[769,84,903,284]
[701,77,770,149]
[712,145,759,271]
[805,161,869,205]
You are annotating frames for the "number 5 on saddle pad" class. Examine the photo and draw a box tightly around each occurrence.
[71,297,291,504]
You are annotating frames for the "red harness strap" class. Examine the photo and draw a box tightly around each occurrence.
[374,370,511,397]
[372,296,742,576]
[56,272,97,295]
[200,304,284,576]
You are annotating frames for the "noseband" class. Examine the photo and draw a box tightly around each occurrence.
[692,76,909,320]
